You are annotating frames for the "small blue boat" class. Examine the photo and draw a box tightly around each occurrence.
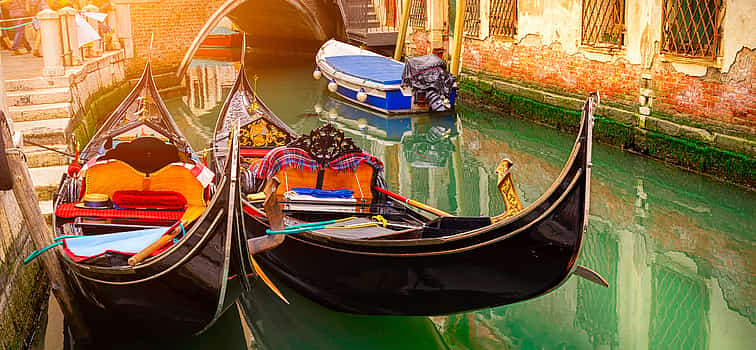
[314,39,456,114]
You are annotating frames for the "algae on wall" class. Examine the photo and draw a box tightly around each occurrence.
[70,83,132,148]
[457,77,756,189]
[0,192,48,350]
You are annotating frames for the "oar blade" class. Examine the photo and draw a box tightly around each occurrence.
[573,264,609,288]
[250,255,289,304]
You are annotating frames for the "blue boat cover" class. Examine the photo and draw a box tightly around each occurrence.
[65,227,168,258]
[324,55,404,85]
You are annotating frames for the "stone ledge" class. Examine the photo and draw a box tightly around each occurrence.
[460,74,756,158]
[458,74,756,188]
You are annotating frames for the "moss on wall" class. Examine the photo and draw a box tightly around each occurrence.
[458,77,756,189]
[0,250,48,350]
[71,83,132,147]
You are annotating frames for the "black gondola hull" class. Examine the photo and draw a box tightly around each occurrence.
[49,62,245,343]
[243,165,585,315]
[238,92,596,316]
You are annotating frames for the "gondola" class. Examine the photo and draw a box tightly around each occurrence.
[46,62,244,343]
[219,87,607,315]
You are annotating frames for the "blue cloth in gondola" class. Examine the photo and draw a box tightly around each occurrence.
[64,228,168,260]
[291,188,354,199]
[324,55,404,85]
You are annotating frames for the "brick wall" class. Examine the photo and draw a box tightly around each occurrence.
[431,32,756,137]
[652,51,756,130]
[126,0,226,74]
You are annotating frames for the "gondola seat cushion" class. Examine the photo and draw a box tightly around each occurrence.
[84,159,207,208]
[55,203,185,221]
[112,190,187,210]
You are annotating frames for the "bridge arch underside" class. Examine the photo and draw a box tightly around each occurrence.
[228,0,344,48]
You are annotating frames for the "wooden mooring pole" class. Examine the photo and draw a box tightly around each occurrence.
[393,0,413,61]
[0,115,92,342]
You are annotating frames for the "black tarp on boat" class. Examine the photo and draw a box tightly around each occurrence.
[401,55,456,112]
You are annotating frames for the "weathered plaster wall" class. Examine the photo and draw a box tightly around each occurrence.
[721,0,756,73]
[402,0,756,184]
[408,0,755,140]
[517,0,582,55]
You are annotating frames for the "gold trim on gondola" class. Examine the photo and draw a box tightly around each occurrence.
[491,158,523,223]
[239,118,291,148]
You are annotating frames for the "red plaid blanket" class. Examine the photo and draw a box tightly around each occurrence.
[251,146,384,179]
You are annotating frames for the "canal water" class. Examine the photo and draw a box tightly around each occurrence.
[107,54,756,349]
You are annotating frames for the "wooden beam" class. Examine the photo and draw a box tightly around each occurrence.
[0,114,92,342]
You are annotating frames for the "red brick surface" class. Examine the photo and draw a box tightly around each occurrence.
[416,31,756,132]
[127,0,226,74]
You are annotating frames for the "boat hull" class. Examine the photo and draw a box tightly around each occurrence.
[56,177,237,341]
[316,39,456,114]
[243,163,585,315]
[240,92,595,315]
[49,62,245,343]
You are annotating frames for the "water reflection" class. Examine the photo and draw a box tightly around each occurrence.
[163,57,755,349]
[239,279,450,350]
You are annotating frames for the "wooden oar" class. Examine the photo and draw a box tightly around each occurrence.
[373,186,451,217]
[127,219,187,266]
[248,177,289,304]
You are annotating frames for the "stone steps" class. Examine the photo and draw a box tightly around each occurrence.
[8,102,71,122]
[23,144,71,168]
[29,165,66,201]
[5,76,70,92]
[15,118,70,145]
[6,87,70,107]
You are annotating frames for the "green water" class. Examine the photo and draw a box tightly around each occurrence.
[164,56,756,349]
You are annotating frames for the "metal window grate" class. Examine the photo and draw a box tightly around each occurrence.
[582,0,625,48]
[490,0,517,38]
[464,0,481,38]
[409,0,427,29]
[661,0,722,59]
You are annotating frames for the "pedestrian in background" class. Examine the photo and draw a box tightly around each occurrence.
[8,0,31,55]
[0,0,14,49]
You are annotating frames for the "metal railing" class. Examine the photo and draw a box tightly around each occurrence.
[661,0,722,59]
[581,0,625,48]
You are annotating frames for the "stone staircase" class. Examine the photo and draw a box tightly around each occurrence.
[341,0,398,47]
[6,76,73,224]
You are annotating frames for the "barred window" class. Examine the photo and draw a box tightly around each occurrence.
[490,0,517,38]
[464,0,481,38]
[661,0,723,59]
[409,0,427,29]
[581,0,625,48]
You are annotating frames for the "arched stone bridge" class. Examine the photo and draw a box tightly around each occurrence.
[115,0,344,75]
